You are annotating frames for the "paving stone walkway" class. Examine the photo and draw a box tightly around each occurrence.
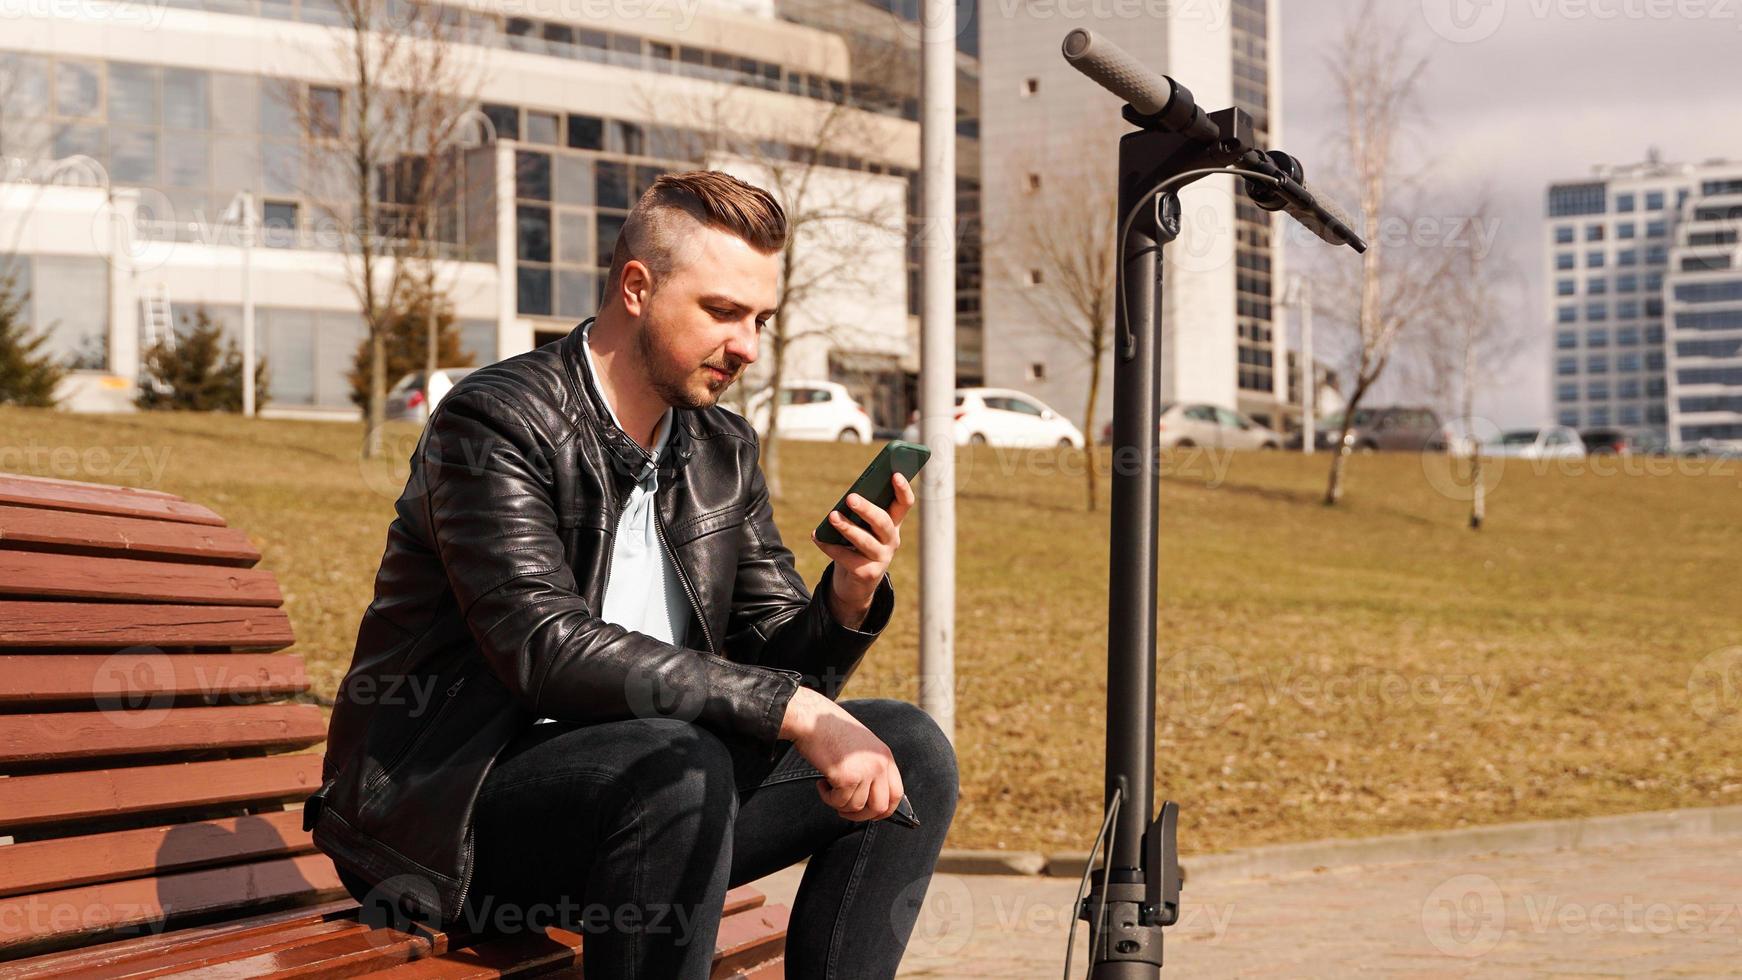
[748,831,1742,977]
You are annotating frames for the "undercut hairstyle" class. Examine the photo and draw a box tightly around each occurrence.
[605,170,788,297]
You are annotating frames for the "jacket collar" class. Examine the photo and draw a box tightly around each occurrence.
[562,317,694,484]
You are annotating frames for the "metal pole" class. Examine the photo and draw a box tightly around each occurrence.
[1297,275,1312,455]
[918,0,956,742]
[242,191,256,418]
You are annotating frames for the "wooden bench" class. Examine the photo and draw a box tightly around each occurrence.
[0,471,790,977]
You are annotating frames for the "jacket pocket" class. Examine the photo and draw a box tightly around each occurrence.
[360,666,473,811]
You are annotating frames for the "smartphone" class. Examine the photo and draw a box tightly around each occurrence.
[815,440,931,553]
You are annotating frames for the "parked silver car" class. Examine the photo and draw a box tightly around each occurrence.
[1289,406,1448,453]
[1100,403,1282,450]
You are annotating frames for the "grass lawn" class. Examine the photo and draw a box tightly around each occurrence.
[5,405,1740,857]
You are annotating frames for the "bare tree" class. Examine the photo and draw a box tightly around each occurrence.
[289,0,484,457]
[1314,0,1451,505]
[652,41,908,499]
[998,171,1116,510]
[1414,192,1527,529]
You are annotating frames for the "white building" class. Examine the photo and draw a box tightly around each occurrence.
[975,0,1288,436]
[1545,156,1742,448]
[0,0,920,422]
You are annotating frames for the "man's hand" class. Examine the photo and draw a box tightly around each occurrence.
[808,472,915,630]
[780,687,905,823]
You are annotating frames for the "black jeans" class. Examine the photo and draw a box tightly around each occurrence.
[340,697,958,979]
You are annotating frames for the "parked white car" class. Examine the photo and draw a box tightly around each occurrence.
[1099,403,1282,450]
[385,368,478,423]
[740,380,874,442]
[1483,426,1586,459]
[900,387,1085,449]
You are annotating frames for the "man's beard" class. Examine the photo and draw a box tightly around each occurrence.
[635,319,736,410]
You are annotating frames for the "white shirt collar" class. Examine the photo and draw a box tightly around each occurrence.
[581,319,673,467]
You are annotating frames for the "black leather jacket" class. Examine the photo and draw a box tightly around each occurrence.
[305,317,894,926]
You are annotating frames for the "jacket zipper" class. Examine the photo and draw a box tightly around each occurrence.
[365,674,467,795]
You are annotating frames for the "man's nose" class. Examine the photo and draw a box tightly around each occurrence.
[725,319,759,366]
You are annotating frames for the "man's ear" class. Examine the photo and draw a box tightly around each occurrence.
[620,260,652,317]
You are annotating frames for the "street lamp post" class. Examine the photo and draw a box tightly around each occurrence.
[222,191,258,417]
[1284,273,1314,454]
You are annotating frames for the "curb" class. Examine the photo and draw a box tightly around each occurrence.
[936,803,1742,883]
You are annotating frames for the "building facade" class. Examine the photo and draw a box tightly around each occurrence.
[1,0,949,428]
[975,0,1288,438]
[1546,157,1742,448]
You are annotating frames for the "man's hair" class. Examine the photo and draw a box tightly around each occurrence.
[605,170,787,297]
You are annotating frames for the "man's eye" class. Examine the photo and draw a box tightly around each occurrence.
[709,307,733,319]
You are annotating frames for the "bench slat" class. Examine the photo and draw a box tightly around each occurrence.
[0,472,181,501]
[0,552,281,606]
[0,506,260,567]
[0,654,309,706]
[0,901,359,979]
[0,477,225,527]
[364,887,782,979]
[0,704,326,767]
[0,602,293,651]
[0,811,315,899]
[143,927,432,979]
[0,755,323,831]
[0,853,344,958]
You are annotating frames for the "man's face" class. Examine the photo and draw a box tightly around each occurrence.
[628,223,779,410]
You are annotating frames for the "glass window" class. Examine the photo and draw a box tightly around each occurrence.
[1558,409,1580,427]
[1617,300,1639,319]
[557,268,597,318]
[1555,253,1575,271]
[1553,225,1573,244]
[1645,191,1664,210]
[315,311,364,407]
[525,111,559,145]
[1588,278,1607,295]
[554,154,593,205]
[482,103,519,141]
[595,160,629,209]
[1557,306,1576,324]
[1646,220,1666,238]
[260,84,297,135]
[1556,279,1575,296]
[517,205,551,263]
[1586,302,1608,322]
[34,256,109,370]
[56,60,102,118]
[1556,357,1577,376]
[632,164,664,200]
[110,127,159,183]
[1556,330,1577,349]
[607,120,643,156]
[1617,326,1640,346]
[162,68,209,130]
[261,140,300,195]
[1557,383,1578,403]
[1587,354,1608,374]
[1619,404,1641,425]
[1619,378,1641,399]
[1617,249,1638,267]
[1617,273,1638,292]
[109,63,160,124]
[1616,222,1634,239]
[1618,352,1641,373]
[1586,252,1604,268]
[1585,224,1603,241]
[1589,406,1610,426]
[517,265,552,315]
[516,150,550,201]
[262,308,315,405]
[262,200,298,247]
[308,86,342,137]
[1587,381,1609,400]
[557,209,590,265]
[595,211,624,268]
[210,72,259,133]
[1587,328,1608,347]
[567,114,602,150]
[164,134,209,187]
[458,318,496,363]
[1615,193,1634,213]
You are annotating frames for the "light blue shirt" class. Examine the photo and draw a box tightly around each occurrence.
[535,320,691,725]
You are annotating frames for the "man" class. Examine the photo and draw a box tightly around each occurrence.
[307,170,958,979]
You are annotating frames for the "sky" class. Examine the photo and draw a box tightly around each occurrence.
[1277,0,1742,427]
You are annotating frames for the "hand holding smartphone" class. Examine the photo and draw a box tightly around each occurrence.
[814,440,931,554]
